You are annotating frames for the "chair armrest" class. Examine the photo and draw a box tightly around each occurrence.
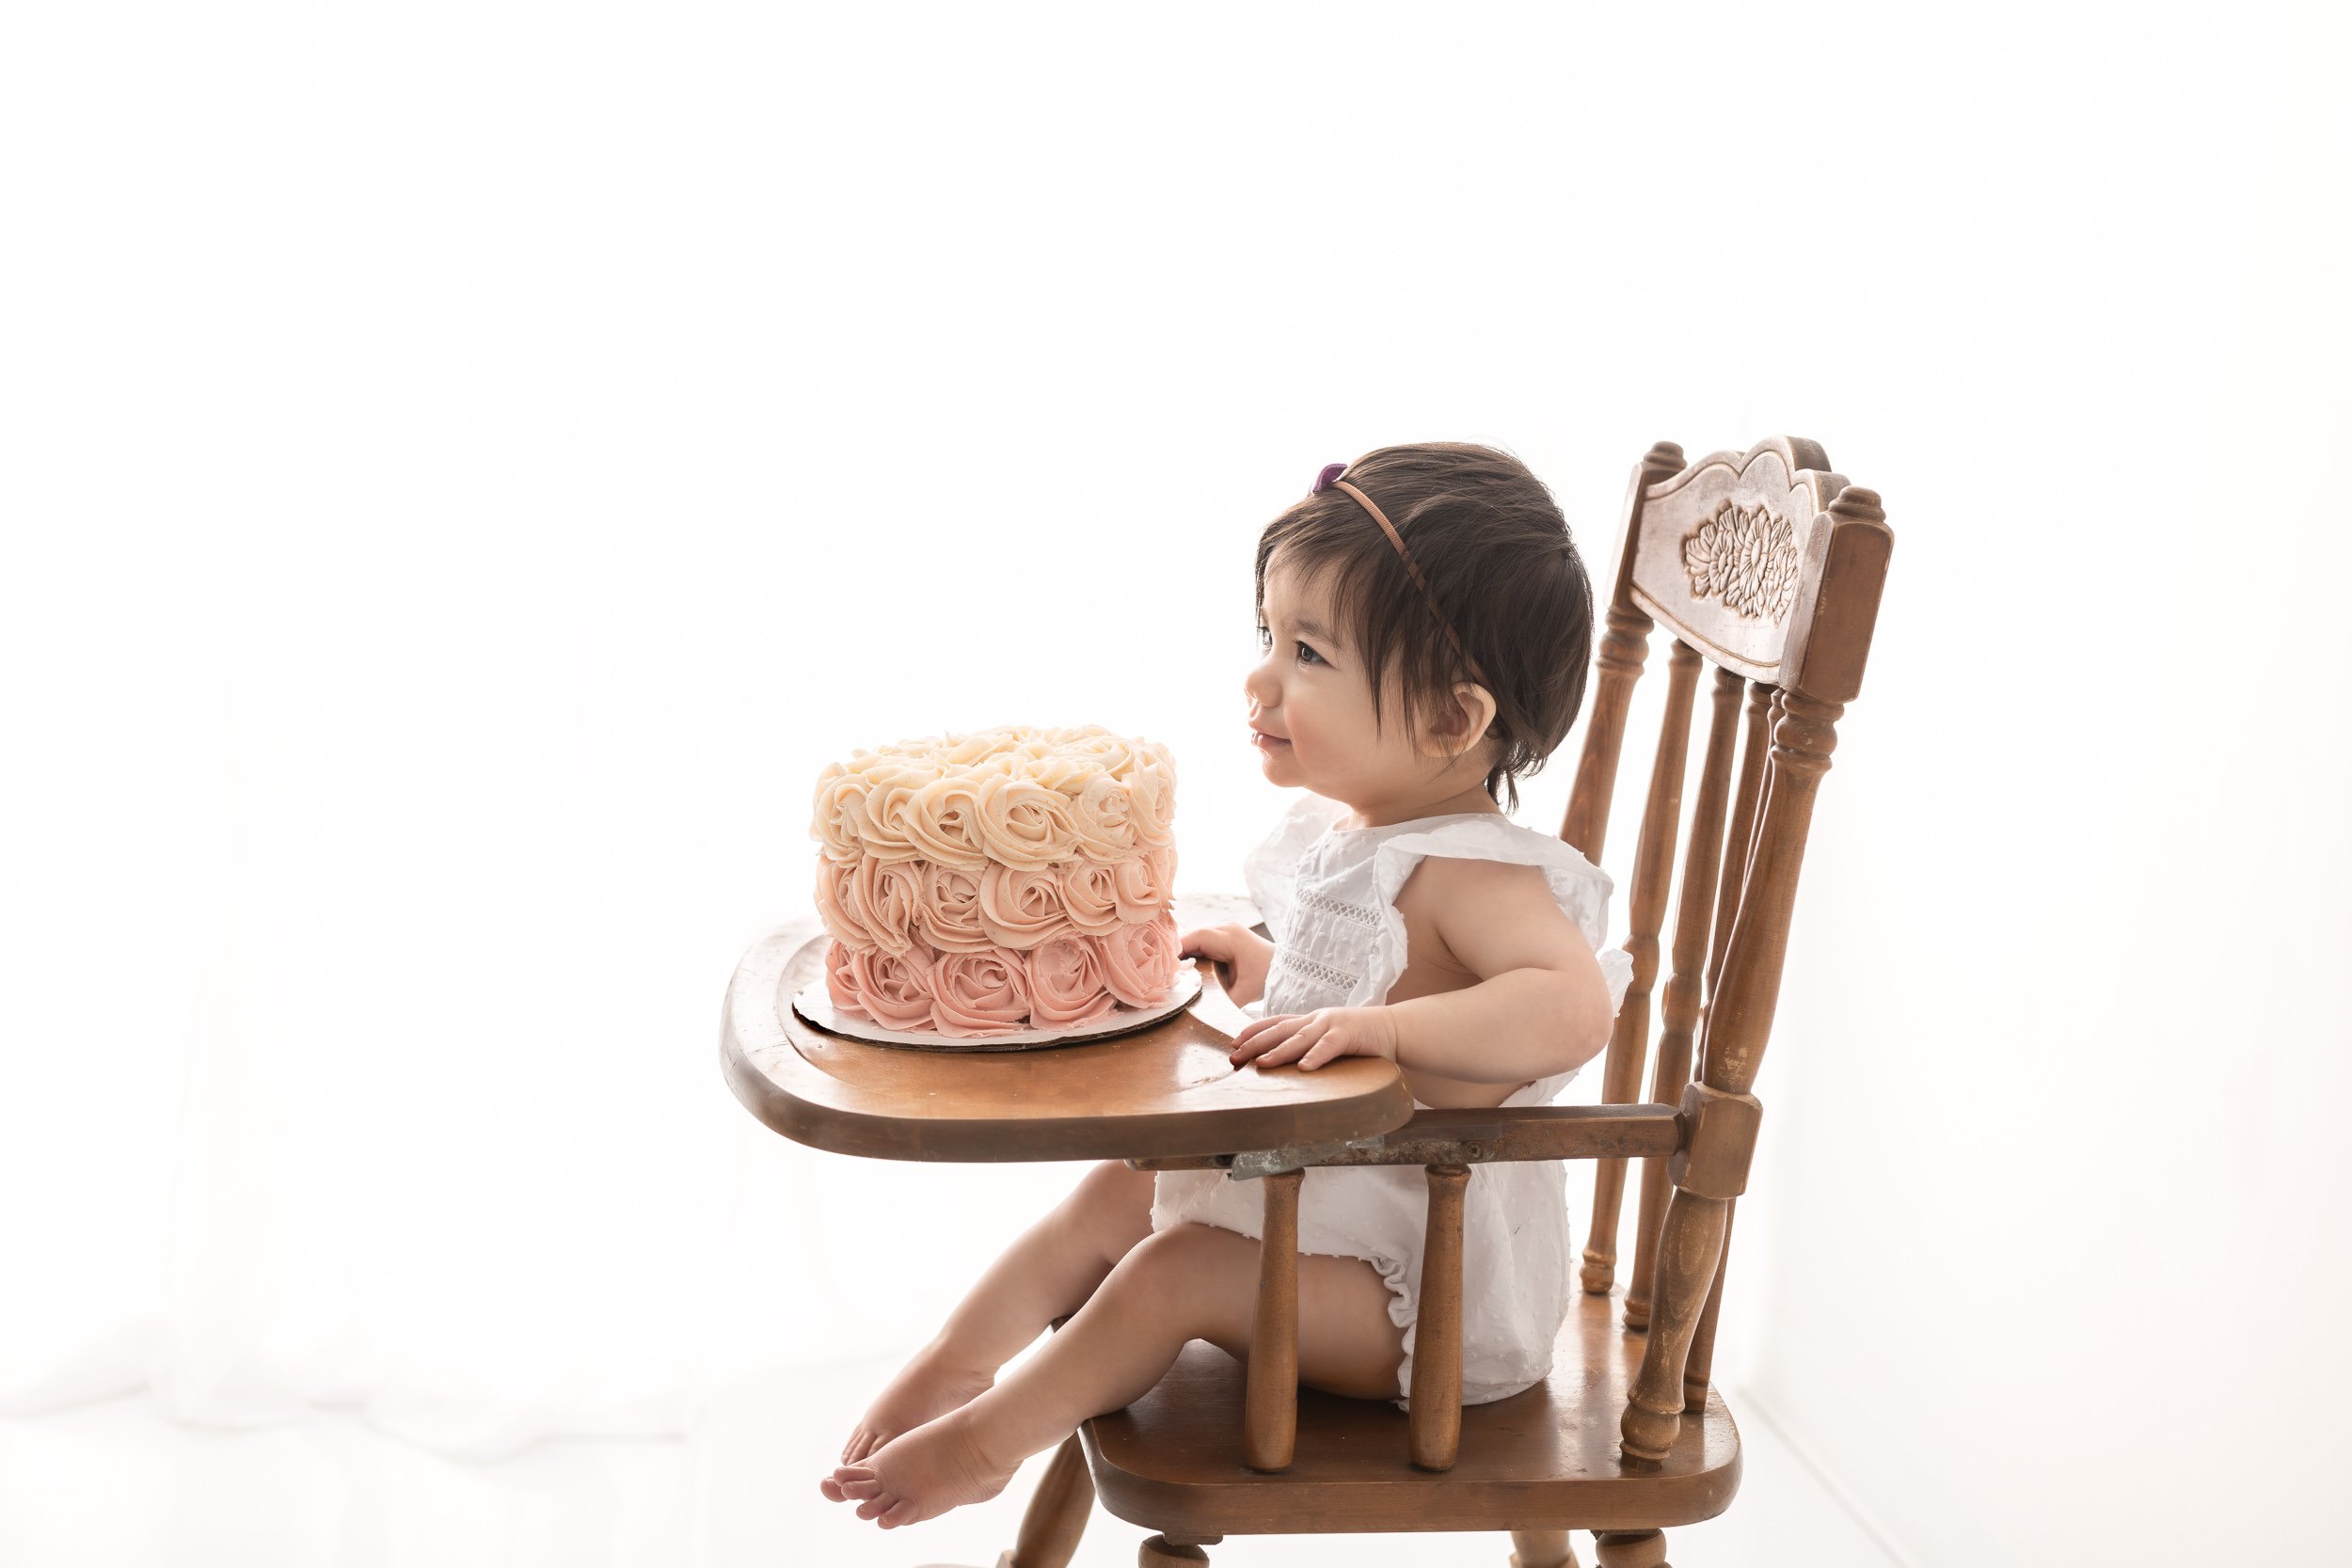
[1126,1102,1682,1179]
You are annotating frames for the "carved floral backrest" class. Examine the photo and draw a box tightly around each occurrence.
[1557,438,1891,1389]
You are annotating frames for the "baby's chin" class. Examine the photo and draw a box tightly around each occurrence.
[1255,746,1301,784]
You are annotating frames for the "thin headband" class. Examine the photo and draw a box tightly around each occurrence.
[1312,462,1490,689]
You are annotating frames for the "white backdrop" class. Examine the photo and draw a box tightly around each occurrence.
[4,1,2347,1560]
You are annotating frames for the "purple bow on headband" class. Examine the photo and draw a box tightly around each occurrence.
[1312,462,1347,493]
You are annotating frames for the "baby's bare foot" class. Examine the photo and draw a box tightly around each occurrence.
[822,1344,995,1497]
[823,1405,1020,1529]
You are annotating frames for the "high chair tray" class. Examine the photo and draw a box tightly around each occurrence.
[720,896,1415,1164]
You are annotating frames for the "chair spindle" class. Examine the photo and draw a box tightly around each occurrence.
[1627,662,1744,1329]
[1621,483,1888,1465]
[1682,1198,1734,1410]
[1408,1163,1470,1471]
[1708,684,1779,1009]
[1559,441,1682,863]
[1581,638,1701,1295]
[1244,1167,1303,1471]
[1509,1528,1581,1567]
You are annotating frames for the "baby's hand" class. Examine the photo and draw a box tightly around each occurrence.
[1178,923,1274,1008]
[1228,1006,1399,1072]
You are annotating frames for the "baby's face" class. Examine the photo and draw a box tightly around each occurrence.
[1247,555,1441,803]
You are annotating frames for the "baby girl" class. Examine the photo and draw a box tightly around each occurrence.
[822,441,1633,1530]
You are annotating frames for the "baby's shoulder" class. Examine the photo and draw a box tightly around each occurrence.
[1391,850,1552,922]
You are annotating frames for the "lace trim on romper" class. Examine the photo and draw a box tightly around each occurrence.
[1149,790,1637,1412]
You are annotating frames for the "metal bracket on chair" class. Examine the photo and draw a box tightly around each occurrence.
[1224,1135,1390,1180]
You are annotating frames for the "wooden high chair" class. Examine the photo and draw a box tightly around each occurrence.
[719,435,1889,1568]
[1062,436,1889,1567]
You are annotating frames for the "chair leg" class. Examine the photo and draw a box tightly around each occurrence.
[993,1433,1092,1568]
[1137,1535,1215,1565]
[1510,1527,1581,1567]
[1592,1528,1669,1567]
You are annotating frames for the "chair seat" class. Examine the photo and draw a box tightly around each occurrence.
[1074,1286,1740,1536]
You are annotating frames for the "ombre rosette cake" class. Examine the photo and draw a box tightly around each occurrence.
[803,724,1188,1042]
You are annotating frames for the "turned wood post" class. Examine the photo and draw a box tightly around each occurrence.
[1511,1528,1581,1568]
[1620,486,1889,1467]
[1683,1198,1734,1410]
[1583,638,1700,1295]
[998,1433,1093,1568]
[1559,440,1680,863]
[1243,1167,1303,1471]
[1710,683,1779,1008]
[1408,1163,1470,1471]
[1627,662,1743,1328]
[1592,1529,1671,1567]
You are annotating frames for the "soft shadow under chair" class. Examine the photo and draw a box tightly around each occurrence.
[989,436,1893,1568]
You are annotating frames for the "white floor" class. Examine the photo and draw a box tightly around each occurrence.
[0,1354,1902,1567]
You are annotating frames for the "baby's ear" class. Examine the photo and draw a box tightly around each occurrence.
[1421,681,1499,760]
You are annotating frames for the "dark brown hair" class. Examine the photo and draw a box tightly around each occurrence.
[1255,441,1596,814]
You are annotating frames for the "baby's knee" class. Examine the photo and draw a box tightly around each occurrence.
[1058,1158,1157,1267]
[1102,1223,1254,1334]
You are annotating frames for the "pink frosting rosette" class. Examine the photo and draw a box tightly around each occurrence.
[849,854,926,955]
[930,949,1033,1037]
[823,938,870,1018]
[973,771,1078,869]
[1026,933,1119,1028]
[814,858,871,947]
[1110,843,1175,923]
[1055,860,1125,937]
[913,861,993,953]
[848,942,938,1031]
[1096,909,1180,1008]
[977,863,1072,949]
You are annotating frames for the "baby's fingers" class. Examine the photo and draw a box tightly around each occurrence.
[1178,926,1232,960]
[1230,1014,1300,1063]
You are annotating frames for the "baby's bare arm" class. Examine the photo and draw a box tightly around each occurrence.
[1176,921,1275,1006]
[1385,859,1613,1085]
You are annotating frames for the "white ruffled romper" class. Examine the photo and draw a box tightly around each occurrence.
[1150,790,1636,1411]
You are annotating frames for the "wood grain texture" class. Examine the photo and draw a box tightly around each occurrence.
[1127,1103,1681,1172]
[1560,441,1682,863]
[1408,1164,1471,1471]
[1626,664,1742,1329]
[1581,640,1700,1295]
[721,924,1416,1163]
[1593,1528,1671,1568]
[1511,1528,1581,1568]
[1682,1200,1733,1412]
[1001,1433,1093,1568]
[1074,1287,1740,1536]
[1243,1169,1302,1472]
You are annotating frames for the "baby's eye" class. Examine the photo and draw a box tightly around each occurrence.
[1254,622,1272,651]
[1294,640,1324,667]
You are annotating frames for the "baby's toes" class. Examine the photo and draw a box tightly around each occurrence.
[879,1497,921,1529]
[856,1492,898,1521]
[818,1475,848,1502]
[831,1467,882,1499]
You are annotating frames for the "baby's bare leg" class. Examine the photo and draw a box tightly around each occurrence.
[828,1220,1408,1529]
[833,1158,1156,1469]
